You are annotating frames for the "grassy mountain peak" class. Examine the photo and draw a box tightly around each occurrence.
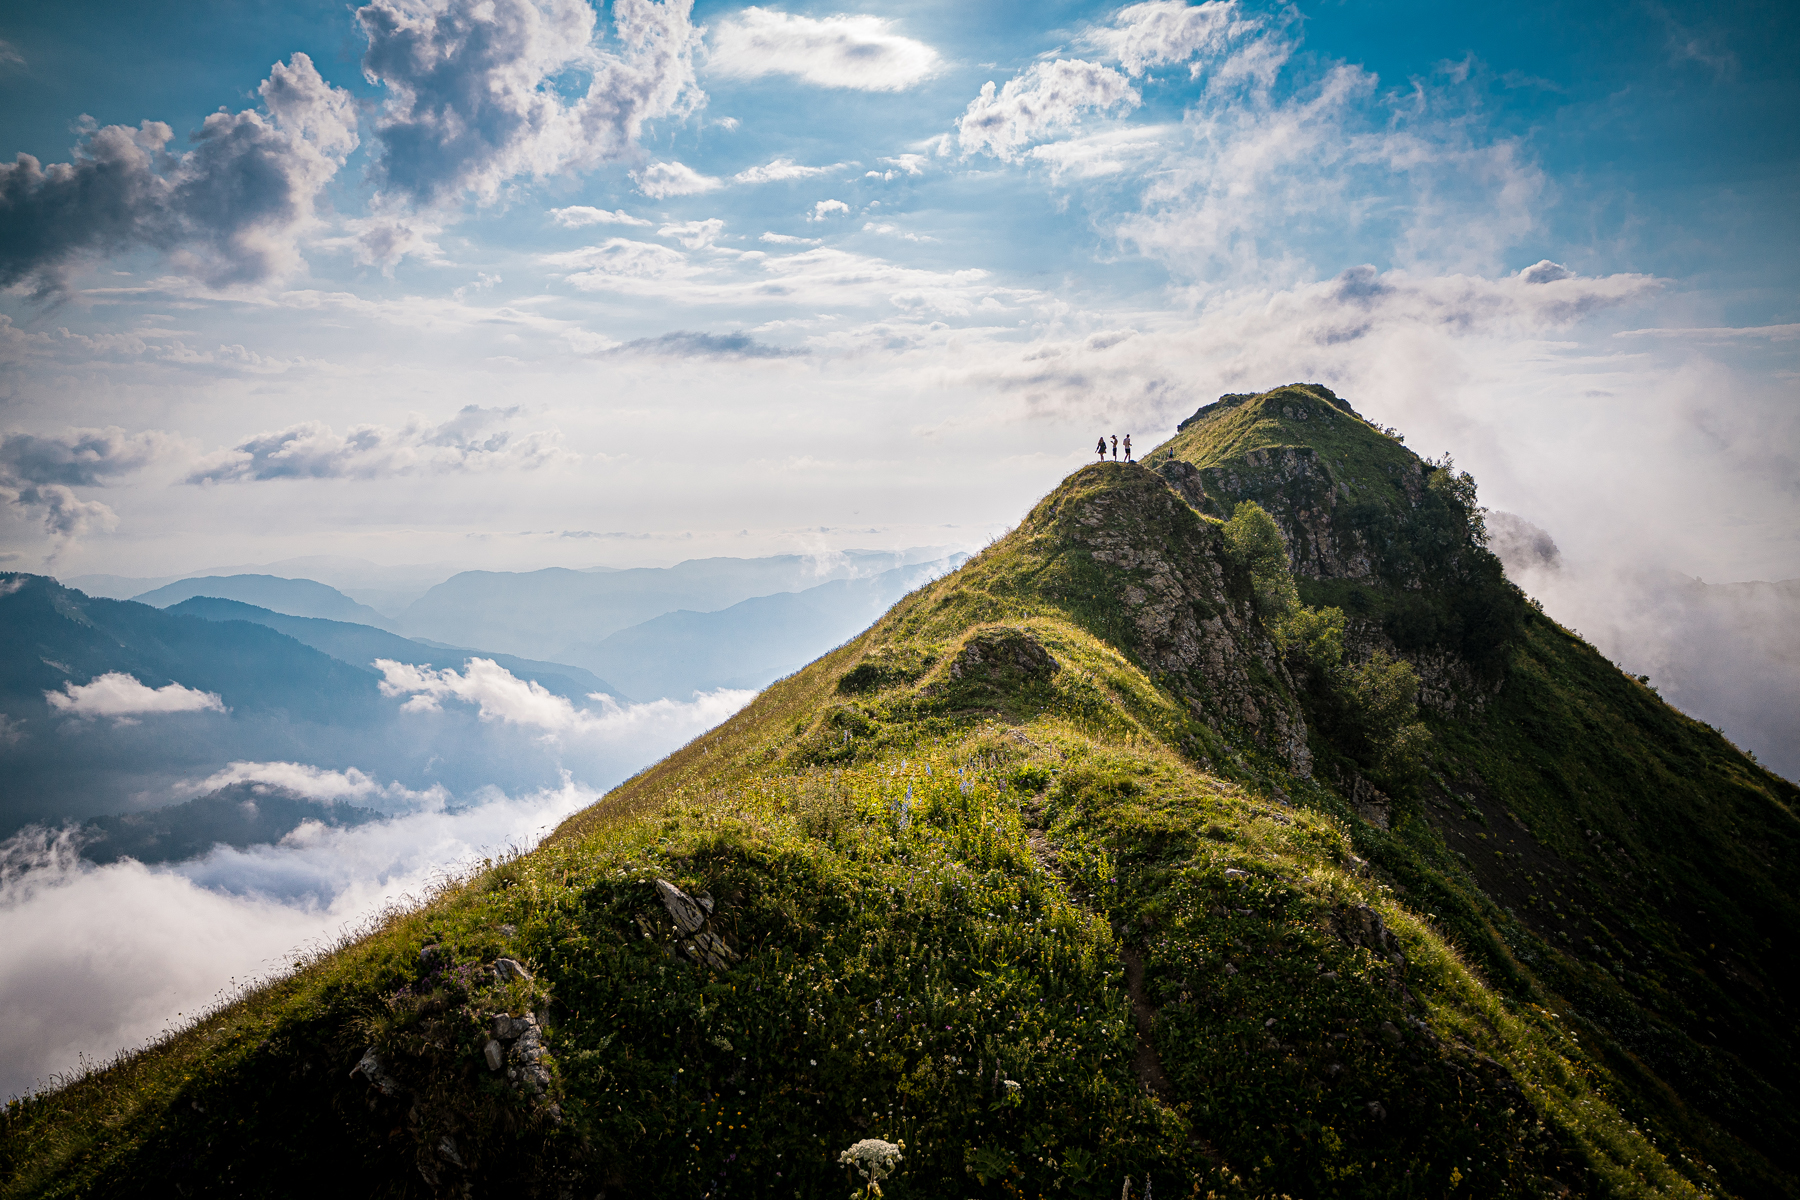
[3,388,1795,1200]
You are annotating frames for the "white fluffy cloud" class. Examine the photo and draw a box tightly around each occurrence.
[706,7,939,91]
[357,0,702,209]
[632,159,722,198]
[549,205,652,227]
[957,60,1142,161]
[0,53,356,292]
[807,199,850,221]
[45,673,226,720]
[186,405,561,483]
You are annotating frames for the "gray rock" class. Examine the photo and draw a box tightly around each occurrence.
[484,1038,504,1071]
[494,957,532,982]
[654,879,708,936]
[438,1135,464,1166]
[353,1046,403,1096]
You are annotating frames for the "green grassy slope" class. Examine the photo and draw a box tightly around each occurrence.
[3,392,1791,1200]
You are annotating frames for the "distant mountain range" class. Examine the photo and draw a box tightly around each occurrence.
[134,575,402,630]
[166,597,626,703]
[6,547,966,844]
[563,557,966,700]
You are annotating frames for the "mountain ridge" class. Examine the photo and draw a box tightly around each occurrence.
[3,386,1793,1200]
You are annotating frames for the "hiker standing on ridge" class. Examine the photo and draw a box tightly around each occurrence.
[1096,436,1107,461]
[1124,434,1133,462]
[1111,435,1119,460]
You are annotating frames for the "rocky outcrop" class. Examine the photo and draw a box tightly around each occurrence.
[1047,466,1312,776]
[636,878,738,971]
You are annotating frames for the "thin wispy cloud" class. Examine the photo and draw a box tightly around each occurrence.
[186,406,560,483]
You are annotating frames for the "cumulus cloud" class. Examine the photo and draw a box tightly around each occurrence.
[707,8,939,91]
[357,0,703,209]
[632,159,722,198]
[45,673,226,720]
[549,205,651,227]
[807,199,850,221]
[0,427,172,542]
[0,54,356,293]
[612,330,806,360]
[957,60,1141,162]
[186,405,561,483]
[733,157,846,184]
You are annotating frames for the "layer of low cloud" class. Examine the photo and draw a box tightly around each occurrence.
[1491,515,1799,781]
[186,406,560,483]
[0,778,594,1099]
[0,671,754,1098]
[191,761,449,815]
[358,0,702,209]
[0,54,356,293]
[706,8,940,91]
[45,673,225,720]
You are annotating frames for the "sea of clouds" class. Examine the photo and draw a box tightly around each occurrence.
[0,670,751,1099]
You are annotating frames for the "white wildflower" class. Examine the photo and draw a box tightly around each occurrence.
[839,1137,905,1197]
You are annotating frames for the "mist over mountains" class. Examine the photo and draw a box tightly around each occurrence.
[1487,513,1799,780]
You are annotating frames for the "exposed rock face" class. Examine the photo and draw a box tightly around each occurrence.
[1192,445,1408,583]
[1044,466,1312,776]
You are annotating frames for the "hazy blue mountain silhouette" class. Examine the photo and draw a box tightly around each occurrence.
[398,549,957,660]
[561,557,966,700]
[0,574,396,831]
[166,597,629,703]
[133,575,398,629]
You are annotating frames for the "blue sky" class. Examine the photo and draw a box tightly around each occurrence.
[1,0,1795,583]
